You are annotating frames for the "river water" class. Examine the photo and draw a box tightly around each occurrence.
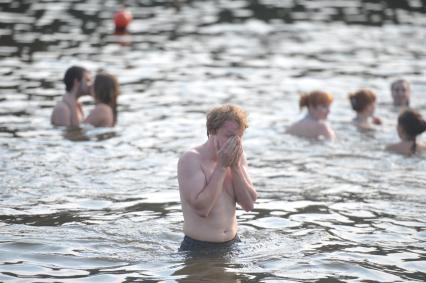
[1,0,426,282]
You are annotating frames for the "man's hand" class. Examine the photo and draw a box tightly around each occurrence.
[218,136,239,168]
[231,136,243,168]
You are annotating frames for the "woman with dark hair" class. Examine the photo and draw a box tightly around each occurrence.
[286,90,335,140]
[386,109,426,155]
[349,88,382,129]
[84,72,120,127]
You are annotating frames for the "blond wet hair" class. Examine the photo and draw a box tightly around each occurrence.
[206,104,248,136]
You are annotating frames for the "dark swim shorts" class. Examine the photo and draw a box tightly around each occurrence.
[179,235,241,254]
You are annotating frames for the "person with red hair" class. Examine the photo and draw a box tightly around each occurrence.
[286,90,335,140]
[349,88,382,129]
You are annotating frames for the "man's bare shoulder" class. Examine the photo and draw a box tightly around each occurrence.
[177,147,206,186]
[178,147,202,166]
[52,101,68,112]
[51,101,70,126]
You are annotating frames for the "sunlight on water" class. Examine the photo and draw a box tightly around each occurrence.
[1,0,426,282]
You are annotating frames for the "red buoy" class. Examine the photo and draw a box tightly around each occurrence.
[114,10,132,32]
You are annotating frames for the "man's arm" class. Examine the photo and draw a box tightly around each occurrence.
[231,141,257,212]
[69,101,82,127]
[178,152,228,218]
[62,96,83,127]
[178,138,238,217]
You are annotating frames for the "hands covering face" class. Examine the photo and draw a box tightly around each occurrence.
[218,136,243,168]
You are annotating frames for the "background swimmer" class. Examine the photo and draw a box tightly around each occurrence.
[391,79,411,107]
[51,66,92,127]
[84,72,120,128]
[386,109,426,155]
[286,90,335,140]
[349,88,382,129]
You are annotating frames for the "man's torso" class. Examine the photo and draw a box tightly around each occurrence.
[181,149,238,242]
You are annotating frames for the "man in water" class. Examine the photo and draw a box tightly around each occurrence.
[177,104,257,252]
[391,79,411,107]
[51,66,92,127]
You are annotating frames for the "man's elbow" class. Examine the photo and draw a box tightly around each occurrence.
[252,191,258,202]
[241,201,254,212]
[192,203,212,218]
[242,192,257,212]
[196,208,211,218]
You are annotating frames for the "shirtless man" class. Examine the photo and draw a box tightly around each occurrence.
[51,66,92,127]
[391,79,411,107]
[177,104,257,252]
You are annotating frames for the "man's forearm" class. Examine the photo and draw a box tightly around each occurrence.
[194,165,227,217]
[231,165,257,211]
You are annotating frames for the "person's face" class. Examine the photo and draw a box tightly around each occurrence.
[392,82,410,106]
[78,71,92,97]
[309,104,330,120]
[212,120,244,150]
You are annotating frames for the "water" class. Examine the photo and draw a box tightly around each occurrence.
[1,0,426,282]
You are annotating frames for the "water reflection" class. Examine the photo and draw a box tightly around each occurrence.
[62,126,118,142]
[1,0,426,282]
[174,255,244,283]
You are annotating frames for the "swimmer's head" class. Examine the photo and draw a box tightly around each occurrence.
[299,90,333,110]
[206,104,248,137]
[391,79,410,107]
[397,109,426,140]
[349,89,377,115]
[63,66,91,96]
[93,72,120,125]
[299,91,333,120]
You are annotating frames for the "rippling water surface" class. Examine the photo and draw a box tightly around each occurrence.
[1,0,426,282]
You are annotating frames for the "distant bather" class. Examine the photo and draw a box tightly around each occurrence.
[286,90,335,140]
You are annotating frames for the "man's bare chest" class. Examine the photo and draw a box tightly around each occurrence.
[201,162,234,195]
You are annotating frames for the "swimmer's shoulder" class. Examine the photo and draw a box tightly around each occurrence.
[178,147,203,166]
[51,101,71,126]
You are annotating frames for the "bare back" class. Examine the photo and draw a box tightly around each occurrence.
[287,118,334,140]
[84,103,114,127]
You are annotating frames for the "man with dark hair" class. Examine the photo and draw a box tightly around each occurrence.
[51,66,92,127]
[177,104,257,253]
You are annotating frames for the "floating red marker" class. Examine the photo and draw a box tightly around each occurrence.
[114,10,132,32]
